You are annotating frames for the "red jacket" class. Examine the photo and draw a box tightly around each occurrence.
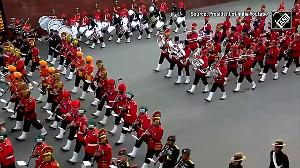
[113,93,126,114]
[252,29,262,39]
[214,31,222,43]
[38,160,59,168]
[226,34,238,50]
[236,24,243,34]
[160,38,170,55]
[266,47,280,65]
[106,88,117,107]
[75,116,88,142]
[268,31,279,41]
[124,99,138,124]
[82,16,89,26]
[196,55,209,75]
[104,13,112,22]
[280,37,293,52]
[136,114,152,138]
[255,44,266,61]
[34,142,47,168]
[22,98,37,120]
[64,109,78,122]
[31,46,39,63]
[223,20,231,32]
[214,64,227,83]
[60,41,69,56]
[239,57,254,76]
[0,138,15,166]
[60,100,72,116]
[179,47,191,66]
[147,125,163,150]
[187,31,199,50]
[200,23,212,32]
[16,58,26,75]
[291,40,300,58]
[96,143,112,168]
[84,128,98,155]
[227,51,239,68]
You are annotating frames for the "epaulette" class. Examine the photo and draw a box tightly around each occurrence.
[174,145,179,149]
[188,159,194,164]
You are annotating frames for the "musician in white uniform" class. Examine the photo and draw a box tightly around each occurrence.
[84,16,98,47]
[116,9,131,43]
[137,8,151,40]
[129,9,140,38]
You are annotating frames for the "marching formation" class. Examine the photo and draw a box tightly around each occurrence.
[0,0,298,168]
[153,1,300,102]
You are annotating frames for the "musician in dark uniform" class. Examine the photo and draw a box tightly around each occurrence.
[154,6,167,36]
[229,152,246,168]
[138,8,151,40]
[46,30,61,64]
[269,140,289,168]
[175,148,194,168]
[112,148,130,168]
[168,1,178,29]
[174,1,187,33]
[158,135,180,168]
[149,2,160,33]
[84,16,97,46]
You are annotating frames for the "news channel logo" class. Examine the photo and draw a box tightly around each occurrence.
[271,11,292,30]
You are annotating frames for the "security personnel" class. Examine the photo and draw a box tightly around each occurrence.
[0,133,16,168]
[229,152,246,168]
[32,136,47,168]
[141,111,164,168]
[112,148,130,168]
[269,140,289,168]
[94,129,112,168]
[177,148,194,168]
[128,106,151,158]
[37,146,59,168]
[158,135,180,168]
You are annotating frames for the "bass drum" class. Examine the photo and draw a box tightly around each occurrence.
[39,16,51,30]
[176,17,184,25]
[107,26,116,35]
[79,26,87,34]
[131,20,140,29]
[58,25,72,37]
[155,21,164,30]
[48,19,63,33]
[85,30,94,40]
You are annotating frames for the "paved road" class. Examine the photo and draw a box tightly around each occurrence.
[0,0,299,167]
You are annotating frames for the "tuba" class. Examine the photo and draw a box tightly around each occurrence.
[210,63,222,78]
[168,40,185,60]
[192,58,208,73]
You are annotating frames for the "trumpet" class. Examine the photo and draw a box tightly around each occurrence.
[192,58,208,74]
[174,157,183,168]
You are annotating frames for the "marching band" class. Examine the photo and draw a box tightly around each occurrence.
[0,0,298,167]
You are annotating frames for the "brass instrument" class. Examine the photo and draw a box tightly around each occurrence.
[192,58,208,73]
[168,40,185,60]
[174,157,183,168]
[153,143,171,166]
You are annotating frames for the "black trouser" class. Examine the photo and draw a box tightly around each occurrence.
[193,73,208,86]
[178,65,190,76]
[169,60,177,70]
[48,45,54,56]
[139,27,150,35]
[169,19,177,26]
[16,106,24,122]
[221,34,227,42]
[104,108,113,117]
[176,21,186,28]
[97,96,107,111]
[23,117,43,132]
[75,75,84,87]
[158,54,170,64]
[225,49,230,55]
[118,32,130,39]
[74,139,85,153]
[285,56,300,68]
[208,60,215,67]
[54,109,62,122]
[61,120,71,130]
[121,122,132,134]
[278,52,288,62]
[59,56,65,65]
[134,137,148,148]
[226,67,239,77]
[144,148,160,164]
[47,93,54,103]
[67,126,79,141]
[1,163,16,168]
[238,74,253,83]
[93,86,104,99]
[64,57,71,68]
[40,85,47,95]
[24,54,32,67]
[83,153,94,161]
[263,64,277,73]
[30,62,38,73]
[210,82,225,92]
[252,60,264,68]
[82,81,91,92]
[114,114,124,125]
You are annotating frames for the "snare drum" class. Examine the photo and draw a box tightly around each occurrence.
[39,16,51,30]
[85,30,94,39]
[155,21,164,30]
[107,26,116,35]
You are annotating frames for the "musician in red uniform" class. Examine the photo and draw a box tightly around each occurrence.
[32,136,47,168]
[27,39,39,77]
[206,37,221,77]
[277,31,293,68]
[233,50,256,92]
[259,40,280,82]
[205,58,227,102]
[93,79,117,117]
[282,34,300,74]
[16,89,48,141]
[54,92,72,140]
[139,0,146,13]
[154,29,171,72]
[41,67,55,110]
[243,7,252,32]
[173,1,187,33]
[74,8,81,24]
[81,121,98,167]
[99,83,127,126]
[56,32,69,70]
[176,40,191,84]
[79,56,94,100]
[128,106,151,158]
[187,23,199,54]
[36,61,50,102]
[187,48,209,94]
[114,0,121,15]
[91,66,108,107]
[79,12,89,42]
[239,28,251,50]
[66,51,84,80]
[253,38,266,75]
[221,16,231,42]
[71,56,91,94]
[37,146,59,168]
[0,133,16,168]
[141,111,164,168]
[166,36,182,79]
[115,92,138,145]
[67,108,88,164]
[224,45,240,85]
[63,39,81,75]
[200,15,212,35]
[103,9,113,41]
[94,129,112,168]
[224,26,238,54]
